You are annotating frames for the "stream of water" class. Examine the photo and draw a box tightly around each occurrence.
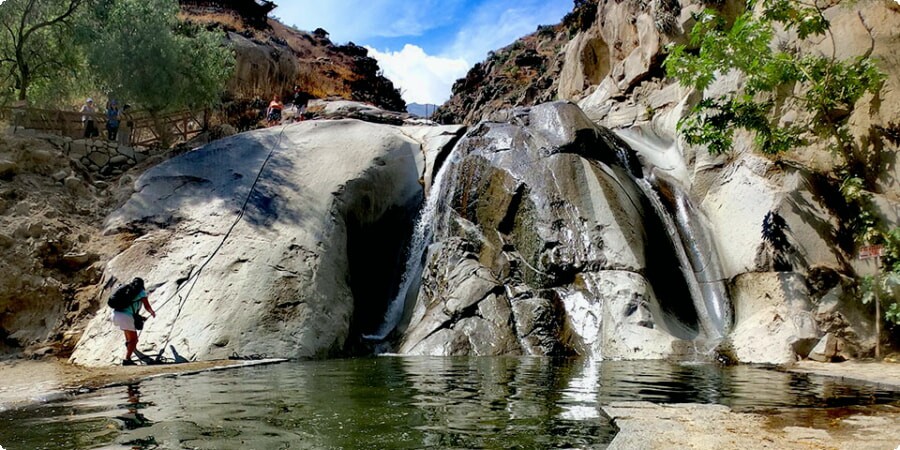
[1,357,898,449]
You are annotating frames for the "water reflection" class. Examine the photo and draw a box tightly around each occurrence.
[0,358,897,449]
[116,385,153,431]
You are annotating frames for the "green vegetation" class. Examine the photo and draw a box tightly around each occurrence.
[0,0,84,103]
[83,0,234,114]
[665,0,899,326]
[563,0,598,36]
[664,0,883,157]
[0,0,233,113]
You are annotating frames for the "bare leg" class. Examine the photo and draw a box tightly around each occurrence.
[124,330,138,361]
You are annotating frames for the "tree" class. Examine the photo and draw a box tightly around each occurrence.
[0,0,85,103]
[83,0,234,114]
[664,0,898,327]
[664,0,883,159]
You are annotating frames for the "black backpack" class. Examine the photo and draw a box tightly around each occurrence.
[108,282,139,311]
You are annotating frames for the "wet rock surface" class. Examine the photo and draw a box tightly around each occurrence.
[399,102,683,358]
[604,400,900,450]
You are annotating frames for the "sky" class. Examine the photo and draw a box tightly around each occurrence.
[275,0,573,105]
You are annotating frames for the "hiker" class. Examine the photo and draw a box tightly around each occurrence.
[80,98,99,138]
[291,86,308,122]
[116,104,132,146]
[110,277,156,366]
[266,94,284,126]
[106,100,120,141]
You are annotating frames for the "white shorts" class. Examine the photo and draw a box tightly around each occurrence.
[112,311,136,331]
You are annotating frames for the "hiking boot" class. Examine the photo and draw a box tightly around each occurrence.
[122,359,136,366]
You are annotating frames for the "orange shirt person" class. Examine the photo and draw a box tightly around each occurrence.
[267,95,284,125]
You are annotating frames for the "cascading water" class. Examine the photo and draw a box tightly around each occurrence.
[635,177,731,339]
[657,173,732,337]
[614,129,732,340]
[364,148,461,341]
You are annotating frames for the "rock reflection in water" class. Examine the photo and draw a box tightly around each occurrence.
[0,358,898,449]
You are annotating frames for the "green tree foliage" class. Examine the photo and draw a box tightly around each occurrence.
[664,0,883,157]
[665,0,898,326]
[860,227,900,325]
[0,0,85,103]
[83,0,234,113]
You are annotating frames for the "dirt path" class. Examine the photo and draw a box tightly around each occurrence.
[0,357,286,411]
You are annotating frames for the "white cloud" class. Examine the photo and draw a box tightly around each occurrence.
[366,45,470,105]
[276,1,571,105]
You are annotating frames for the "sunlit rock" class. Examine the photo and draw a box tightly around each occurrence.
[69,120,462,366]
[399,102,682,359]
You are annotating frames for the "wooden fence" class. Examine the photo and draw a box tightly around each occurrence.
[0,106,207,148]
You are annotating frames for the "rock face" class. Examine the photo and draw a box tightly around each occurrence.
[398,102,699,359]
[69,120,463,366]
[437,0,900,361]
[0,133,110,358]
[180,7,406,129]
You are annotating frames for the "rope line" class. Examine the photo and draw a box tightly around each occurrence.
[144,125,290,345]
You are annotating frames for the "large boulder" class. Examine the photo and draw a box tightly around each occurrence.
[726,272,819,365]
[398,102,689,359]
[69,120,460,366]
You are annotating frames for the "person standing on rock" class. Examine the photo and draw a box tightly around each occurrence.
[117,104,133,146]
[105,100,120,141]
[80,98,99,138]
[111,277,156,365]
[267,94,284,126]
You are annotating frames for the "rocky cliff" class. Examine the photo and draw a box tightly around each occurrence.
[430,0,900,362]
[179,3,406,127]
[69,120,463,366]
[5,0,899,366]
[0,133,126,358]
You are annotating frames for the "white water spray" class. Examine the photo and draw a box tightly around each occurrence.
[364,149,461,341]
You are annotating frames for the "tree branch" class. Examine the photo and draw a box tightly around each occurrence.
[20,0,83,45]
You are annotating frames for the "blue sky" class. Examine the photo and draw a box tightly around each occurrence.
[275,1,573,105]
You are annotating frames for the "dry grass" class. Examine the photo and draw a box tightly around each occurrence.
[178,9,260,37]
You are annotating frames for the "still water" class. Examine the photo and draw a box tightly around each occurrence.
[1,357,898,449]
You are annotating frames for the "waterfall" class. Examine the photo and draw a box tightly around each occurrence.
[659,175,732,337]
[364,148,460,341]
[635,177,731,339]
[614,129,732,340]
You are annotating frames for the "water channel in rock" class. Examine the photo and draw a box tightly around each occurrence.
[1,357,898,449]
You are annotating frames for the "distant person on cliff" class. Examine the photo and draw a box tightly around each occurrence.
[110,277,156,366]
[291,86,308,121]
[80,98,99,138]
[105,100,120,141]
[267,94,284,126]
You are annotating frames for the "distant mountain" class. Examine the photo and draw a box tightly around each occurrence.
[407,103,439,118]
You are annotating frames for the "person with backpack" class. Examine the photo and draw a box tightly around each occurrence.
[106,100,120,141]
[109,277,156,365]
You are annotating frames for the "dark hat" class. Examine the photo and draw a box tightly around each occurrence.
[132,277,144,289]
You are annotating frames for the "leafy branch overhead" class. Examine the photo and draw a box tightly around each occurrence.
[664,0,883,156]
[665,0,897,327]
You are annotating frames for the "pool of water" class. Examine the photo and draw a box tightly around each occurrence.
[1,357,898,449]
